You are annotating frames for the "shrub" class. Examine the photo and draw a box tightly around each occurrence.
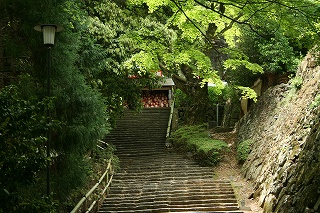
[168,124,229,166]
[0,85,61,212]
[174,88,191,108]
[289,76,303,90]
[309,94,320,109]
[208,86,223,104]
[237,139,254,164]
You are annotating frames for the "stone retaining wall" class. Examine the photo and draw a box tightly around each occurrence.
[237,52,320,213]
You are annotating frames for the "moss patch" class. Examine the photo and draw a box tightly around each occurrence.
[167,124,229,166]
[237,139,254,164]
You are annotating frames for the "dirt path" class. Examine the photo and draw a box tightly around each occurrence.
[209,131,263,213]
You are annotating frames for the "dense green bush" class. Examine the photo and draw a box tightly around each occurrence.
[237,139,254,164]
[174,88,190,108]
[167,124,229,166]
[208,86,223,104]
[176,86,224,108]
[289,76,303,90]
[0,85,60,212]
[58,143,118,212]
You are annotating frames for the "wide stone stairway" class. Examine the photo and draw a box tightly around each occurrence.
[99,108,242,213]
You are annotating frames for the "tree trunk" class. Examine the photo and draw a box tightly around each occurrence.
[173,64,209,125]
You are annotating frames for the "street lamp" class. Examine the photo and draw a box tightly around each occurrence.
[34,24,63,197]
[34,24,63,46]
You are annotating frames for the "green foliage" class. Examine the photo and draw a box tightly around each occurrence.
[92,143,119,171]
[223,86,238,102]
[168,124,229,166]
[289,76,303,90]
[125,0,320,125]
[1,0,320,210]
[189,137,229,166]
[224,59,264,74]
[0,85,60,212]
[208,86,223,104]
[174,88,190,108]
[309,94,320,109]
[0,86,48,184]
[80,0,162,114]
[126,0,224,84]
[1,194,57,213]
[60,143,118,212]
[237,139,254,164]
[237,86,258,102]
[169,124,207,139]
[257,33,300,73]
[1,0,113,210]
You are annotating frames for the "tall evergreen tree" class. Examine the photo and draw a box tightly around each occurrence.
[0,0,112,211]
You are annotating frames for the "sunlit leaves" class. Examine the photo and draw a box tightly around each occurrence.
[223,25,241,47]
[124,50,160,74]
[170,5,219,42]
[124,17,177,74]
[145,0,170,13]
[224,59,263,74]
[87,16,117,41]
[237,86,258,102]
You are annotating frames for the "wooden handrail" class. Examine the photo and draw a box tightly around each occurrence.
[70,158,114,213]
[166,99,175,138]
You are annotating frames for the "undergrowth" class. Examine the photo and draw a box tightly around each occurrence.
[63,143,119,212]
[167,124,229,166]
[237,139,254,164]
[309,94,320,109]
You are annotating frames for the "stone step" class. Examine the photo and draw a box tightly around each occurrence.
[105,191,238,201]
[108,182,234,192]
[106,132,167,136]
[112,172,215,179]
[103,197,238,205]
[109,185,234,193]
[114,123,168,127]
[111,124,168,128]
[99,205,241,213]
[99,108,241,213]
[106,139,166,143]
[116,117,169,121]
[116,160,210,170]
[100,210,243,213]
[108,134,167,138]
[112,176,218,183]
[107,134,165,140]
[106,129,168,134]
[99,209,244,213]
[105,188,235,196]
[107,190,236,199]
[100,211,243,213]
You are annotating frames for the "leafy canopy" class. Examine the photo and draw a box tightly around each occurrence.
[126,0,320,100]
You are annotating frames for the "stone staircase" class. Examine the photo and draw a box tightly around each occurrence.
[100,108,242,213]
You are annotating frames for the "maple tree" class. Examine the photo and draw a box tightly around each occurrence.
[125,0,320,123]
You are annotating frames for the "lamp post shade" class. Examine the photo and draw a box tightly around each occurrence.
[34,24,63,46]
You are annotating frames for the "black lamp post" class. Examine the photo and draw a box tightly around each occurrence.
[34,24,63,197]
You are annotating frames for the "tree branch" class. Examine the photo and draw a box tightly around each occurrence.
[170,0,221,54]
[172,73,187,83]
[219,12,243,35]
[159,61,171,74]
[194,0,268,38]
[262,0,320,37]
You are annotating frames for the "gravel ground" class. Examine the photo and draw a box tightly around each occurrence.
[210,131,263,213]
